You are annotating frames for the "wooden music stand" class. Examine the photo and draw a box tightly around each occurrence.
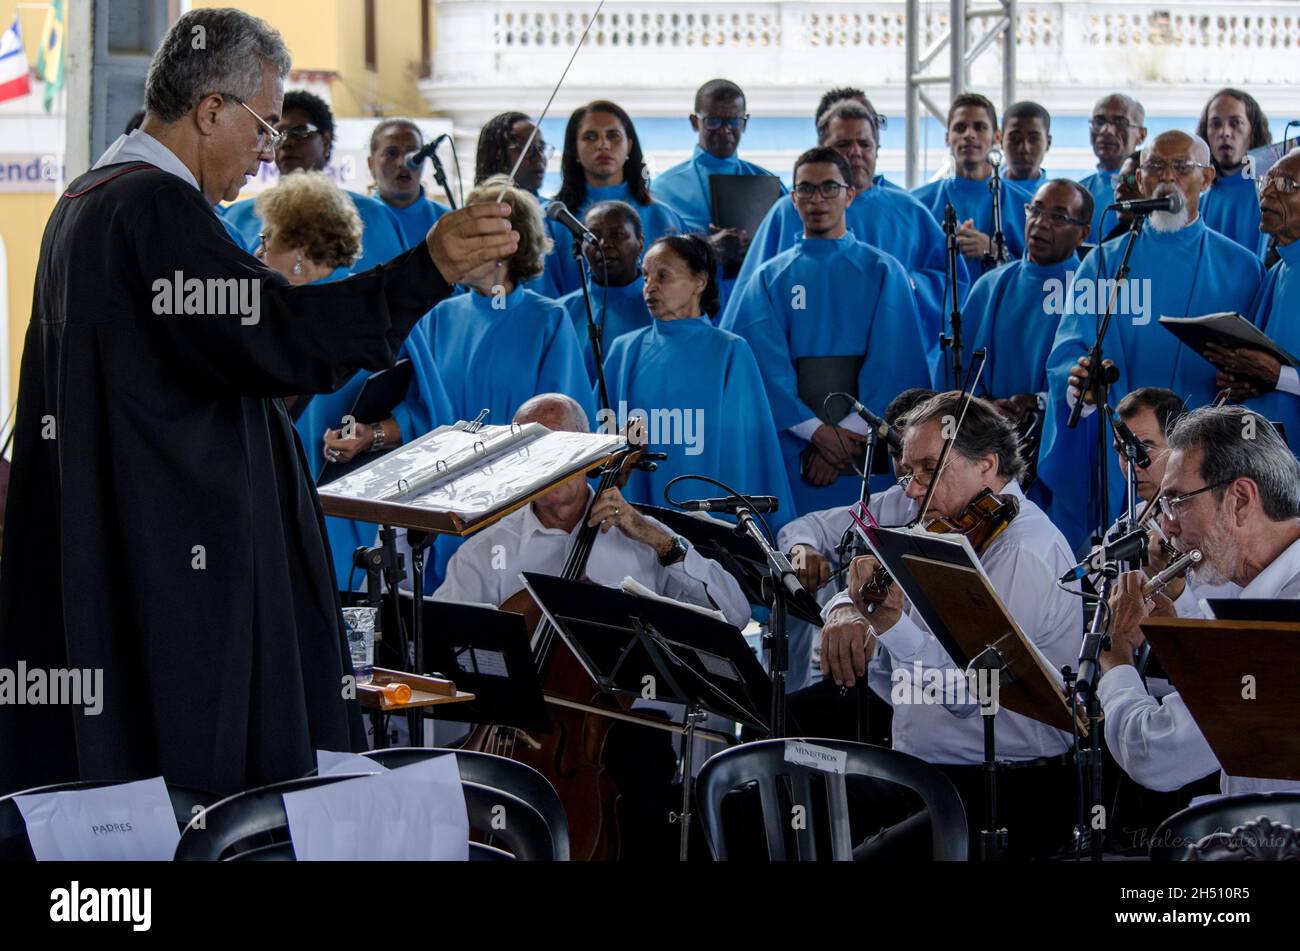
[1140,617,1300,782]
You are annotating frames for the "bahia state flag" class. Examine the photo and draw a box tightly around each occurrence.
[0,16,32,104]
[35,0,64,113]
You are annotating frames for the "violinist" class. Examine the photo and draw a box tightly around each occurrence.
[820,392,1082,859]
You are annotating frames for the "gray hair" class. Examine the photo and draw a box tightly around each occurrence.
[145,8,291,123]
[902,392,1026,481]
[514,394,590,433]
[1167,406,1300,521]
[816,100,881,146]
[1096,93,1145,127]
[1140,130,1211,167]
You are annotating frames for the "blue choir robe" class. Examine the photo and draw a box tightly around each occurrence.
[912,174,1031,281]
[965,255,1075,399]
[601,315,797,531]
[382,187,451,250]
[218,215,248,247]
[395,284,595,587]
[533,205,570,300]
[1038,218,1266,548]
[558,276,653,385]
[547,182,685,296]
[221,189,407,272]
[724,177,969,369]
[1244,240,1300,448]
[1199,170,1267,256]
[652,145,787,233]
[1078,165,1122,246]
[723,234,933,515]
[1006,170,1049,195]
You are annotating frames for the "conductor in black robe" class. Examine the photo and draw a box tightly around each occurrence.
[0,8,519,797]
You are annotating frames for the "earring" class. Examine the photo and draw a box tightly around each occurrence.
[292,254,303,276]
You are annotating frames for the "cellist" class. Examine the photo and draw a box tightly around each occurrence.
[820,391,1083,859]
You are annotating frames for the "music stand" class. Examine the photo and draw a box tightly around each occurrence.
[520,572,771,858]
[633,504,824,627]
[1140,617,1300,782]
[860,525,1087,860]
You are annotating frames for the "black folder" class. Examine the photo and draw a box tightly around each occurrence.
[317,358,413,486]
[710,174,785,235]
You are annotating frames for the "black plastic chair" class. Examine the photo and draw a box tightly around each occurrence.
[1150,792,1300,861]
[175,773,557,860]
[0,779,218,861]
[697,738,969,861]
[364,747,570,861]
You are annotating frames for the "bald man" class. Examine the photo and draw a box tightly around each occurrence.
[1039,130,1266,547]
[1077,94,1148,241]
[432,393,749,626]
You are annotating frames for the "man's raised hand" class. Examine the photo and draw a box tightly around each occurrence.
[426,202,520,285]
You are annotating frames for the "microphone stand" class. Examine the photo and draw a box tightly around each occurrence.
[734,508,797,736]
[1067,214,1145,546]
[940,204,964,391]
[984,160,1008,270]
[429,148,457,210]
[573,240,611,413]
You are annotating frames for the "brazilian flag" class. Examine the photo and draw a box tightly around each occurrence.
[36,0,64,113]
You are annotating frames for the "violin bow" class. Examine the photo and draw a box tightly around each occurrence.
[495,1,607,203]
[913,348,990,529]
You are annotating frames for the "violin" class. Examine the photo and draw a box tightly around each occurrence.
[857,488,1019,610]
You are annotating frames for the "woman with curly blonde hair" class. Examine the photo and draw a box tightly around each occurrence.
[254,169,362,284]
[325,174,593,464]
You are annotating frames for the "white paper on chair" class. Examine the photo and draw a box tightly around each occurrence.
[315,750,389,777]
[284,755,469,860]
[15,777,181,861]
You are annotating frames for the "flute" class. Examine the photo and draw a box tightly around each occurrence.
[1141,548,1202,598]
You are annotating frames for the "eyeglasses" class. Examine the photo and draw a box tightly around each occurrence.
[896,467,936,491]
[257,231,270,256]
[1156,480,1233,521]
[280,123,320,143]
[1258,173,1299,195]
[1141,159,1212,177]
[1025,204,1088,227]
[508,139,555,163]
[230,98,286,152]
[1090,115,1135,133]
[793,181,848,200]
[699,115,749,131]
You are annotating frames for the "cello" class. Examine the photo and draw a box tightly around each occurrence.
[462,446,723,860]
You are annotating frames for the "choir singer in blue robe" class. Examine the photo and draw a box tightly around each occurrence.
[548,101,685,296]
[724,148,932,516]
[602,234,795,530]
[1205,149,1300,450]
[367,118,451,250]
[221,90,406,272]
[1039,131,1265,548]
[1077,94,1148,244]
[652,79,787,311]
[912,93,1033,281]
[557,201,654,384]
[1002,101,1053,193]
[1196,88,1273,256]
[966,180,1093,410]
[726,98,965,358]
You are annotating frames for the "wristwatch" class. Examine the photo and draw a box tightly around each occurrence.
[368,422,388,453]
[658,534,689,567]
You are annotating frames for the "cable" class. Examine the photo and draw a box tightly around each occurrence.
[662,473,775,545]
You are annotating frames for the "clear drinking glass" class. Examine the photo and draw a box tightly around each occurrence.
[341,607,377,684]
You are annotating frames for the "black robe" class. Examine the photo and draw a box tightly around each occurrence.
[0,162,454,796]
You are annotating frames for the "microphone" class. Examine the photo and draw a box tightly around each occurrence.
[1058,528,1150,583]
[403,134,452,172]
[1107,406,1151,469]
[847,398,902,454]
[1107,191,1185,215]
[679,496,780,515]
[986,148,1003,169]
[545,201,597,245]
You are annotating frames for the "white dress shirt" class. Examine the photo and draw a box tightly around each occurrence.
[433,489,751,629]
[94,130,200,192]
[778,486,918,685]
[823,480,1083,764]
[1099,533,1300,794]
